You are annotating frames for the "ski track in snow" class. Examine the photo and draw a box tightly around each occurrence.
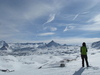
[0,48,100,75]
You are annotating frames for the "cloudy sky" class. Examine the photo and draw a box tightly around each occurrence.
[0,0,100,44]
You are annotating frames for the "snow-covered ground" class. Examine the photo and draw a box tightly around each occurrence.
[0,48,100,75]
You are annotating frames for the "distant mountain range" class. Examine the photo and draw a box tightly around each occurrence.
[0,40,65,51]
[3,40,100,56]
[0,40,74,56]
[1,40,100,51]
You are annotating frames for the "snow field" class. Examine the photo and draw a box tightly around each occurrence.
[0,48,100,75]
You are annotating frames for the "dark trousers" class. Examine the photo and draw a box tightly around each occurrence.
[81,55,89,67]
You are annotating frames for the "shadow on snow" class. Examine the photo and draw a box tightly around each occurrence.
[73,67,85,75]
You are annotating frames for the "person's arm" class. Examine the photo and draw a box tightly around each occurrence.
[86,47,88,52]
[80,47,82,53]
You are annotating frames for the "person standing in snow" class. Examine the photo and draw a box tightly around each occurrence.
[80,42,89,67]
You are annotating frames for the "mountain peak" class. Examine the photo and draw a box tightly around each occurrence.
[0,40,9,50]
[46,40,61,47]
[50,40,55,43]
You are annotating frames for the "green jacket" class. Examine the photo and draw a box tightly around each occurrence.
[80,46,87,55]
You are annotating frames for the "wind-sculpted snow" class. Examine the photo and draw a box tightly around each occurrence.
[0,48,100,75]
[0,55,22,71]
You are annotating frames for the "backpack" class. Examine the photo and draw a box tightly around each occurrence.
[81,46,87,55]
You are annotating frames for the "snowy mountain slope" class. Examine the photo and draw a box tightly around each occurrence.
[91,41,100,49]
[0,41,9,50]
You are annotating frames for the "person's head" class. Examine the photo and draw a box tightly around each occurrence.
[82,42,86,46]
